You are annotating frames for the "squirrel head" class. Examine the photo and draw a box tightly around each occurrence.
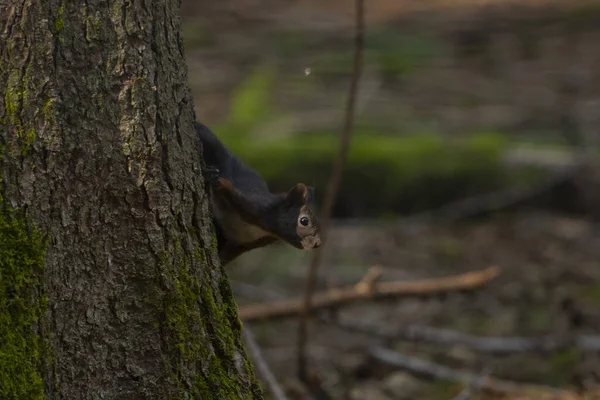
[276,183,321,250]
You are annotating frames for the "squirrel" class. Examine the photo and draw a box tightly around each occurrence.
[195,121,322,265]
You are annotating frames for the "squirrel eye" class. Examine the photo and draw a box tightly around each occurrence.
[299,216,309,226]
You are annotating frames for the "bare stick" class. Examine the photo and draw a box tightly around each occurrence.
[296,0,365,384]
[332,318,600,354]
[400,162,579,231]
[240,267,500,321]
[369,346,573,398]
[243,324,289,400]
[354,265,383,294]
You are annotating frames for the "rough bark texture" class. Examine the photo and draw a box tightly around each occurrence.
[0,0,262,398]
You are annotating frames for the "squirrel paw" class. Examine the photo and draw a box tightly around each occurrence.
[202,166,221,186]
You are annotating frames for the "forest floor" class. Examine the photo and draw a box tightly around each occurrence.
[229,212,600,399]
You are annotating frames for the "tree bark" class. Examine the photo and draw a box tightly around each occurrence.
[0,1,262,399]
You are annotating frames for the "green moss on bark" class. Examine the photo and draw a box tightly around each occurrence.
[53,5,65,36]
[3,67,38,156]
[0,204,48,399]
[160,235,262,399]
[4,88,19,121]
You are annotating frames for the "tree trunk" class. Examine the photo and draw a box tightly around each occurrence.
[0,1,262,399]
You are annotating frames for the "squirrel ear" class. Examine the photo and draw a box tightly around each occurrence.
[286,183,308,206]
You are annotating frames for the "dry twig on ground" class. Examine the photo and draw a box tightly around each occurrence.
[243,324,289,400]
[239,266,500,321]
[332,318,600,354]
[399,161,580,232]
[369,346,575,398]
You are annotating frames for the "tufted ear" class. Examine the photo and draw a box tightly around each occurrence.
[285,183,308,207]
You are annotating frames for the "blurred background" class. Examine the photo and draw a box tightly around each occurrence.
[182,0,600,398]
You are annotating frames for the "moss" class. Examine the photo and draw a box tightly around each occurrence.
[3,67,38,157]
[0,205,48,399]
[80,3,102,43]
[3,71,25,126]
[4,88,19,122]
[159,234,262,399]
[217,128,509,216]
[210,233,218,254]
[19,128,36,156]
[157,238,207,398]
[83,17,95,42]
[42,98,56,125]
[54,5,65,34]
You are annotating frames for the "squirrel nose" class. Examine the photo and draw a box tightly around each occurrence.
[314,238,322,248]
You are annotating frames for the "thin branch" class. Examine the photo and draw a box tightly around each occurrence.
[332,319,600,354]
[369,346,573,398]
[399,162,579,231]
[239,267,500,321]
[243,324,289,400]
[296,0,365,384]
[353,265,383,294]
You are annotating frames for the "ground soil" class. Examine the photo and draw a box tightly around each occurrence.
[229,212,600,399]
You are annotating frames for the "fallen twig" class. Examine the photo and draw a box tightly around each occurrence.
[332,319,600,354]
[296,0,365,384]
[239,266,500,321]
[399,161,579,232]
[243,324,289,400]
[369,346,573,398]
[353,265,383,294]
